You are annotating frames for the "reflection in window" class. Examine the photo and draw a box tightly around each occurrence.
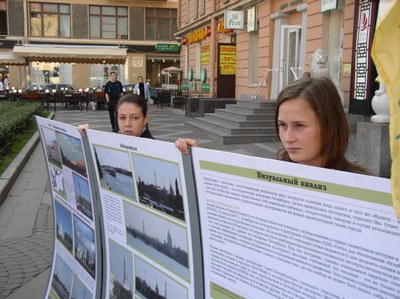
[89,5,128,39]
[29,3,70,37]
[146,8,177,40]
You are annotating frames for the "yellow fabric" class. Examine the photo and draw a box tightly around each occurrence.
[371,0,400,218]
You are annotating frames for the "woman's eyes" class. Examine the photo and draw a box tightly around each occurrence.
[278,123,305,129]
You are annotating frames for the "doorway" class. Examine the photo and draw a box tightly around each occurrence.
[279,26,302,92]
[217,43,236,98]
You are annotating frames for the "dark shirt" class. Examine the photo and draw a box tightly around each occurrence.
[138,83,145,98]
[140,128,154,139]
[104,80,123,105]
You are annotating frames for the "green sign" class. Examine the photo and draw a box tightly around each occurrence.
[181,82,189,90]
[181,81,196,90]
[188,81,196,90]
[201,83,210,92]
[155,44,180,52]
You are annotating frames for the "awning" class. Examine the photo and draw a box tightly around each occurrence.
[12,44,127,64]
[0,52,26,65]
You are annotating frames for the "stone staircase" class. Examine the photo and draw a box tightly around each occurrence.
[185,98,278,144]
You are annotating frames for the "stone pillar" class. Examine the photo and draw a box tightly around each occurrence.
[356,122,391,178]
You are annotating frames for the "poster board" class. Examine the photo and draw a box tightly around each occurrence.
[37,117,400,299]
[191,147,399,299]
[37,117,100,299]
[85,129,199,299]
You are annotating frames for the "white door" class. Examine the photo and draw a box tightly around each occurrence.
[279,25,302,91]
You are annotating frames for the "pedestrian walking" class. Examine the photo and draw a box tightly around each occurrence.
[104,72,123,132]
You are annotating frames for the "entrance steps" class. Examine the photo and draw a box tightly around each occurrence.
[185,99,278,145]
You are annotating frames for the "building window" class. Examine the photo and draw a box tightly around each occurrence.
[146,8,177,40]
[248,31,259,84]
[0,0,7,35]
[30,3,70,37]
[185,0,189,24]
[200,0,205,16]
[90,6,128,39]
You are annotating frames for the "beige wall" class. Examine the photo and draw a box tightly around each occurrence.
[178,0,356,103]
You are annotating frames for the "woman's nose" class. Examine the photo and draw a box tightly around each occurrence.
[124,118,131,127]
[283,127,296,142]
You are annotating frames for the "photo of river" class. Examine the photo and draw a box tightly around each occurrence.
[135,255,188,299]
[56,131,87,177]
[93,145,136,200]
[123,202,190,281]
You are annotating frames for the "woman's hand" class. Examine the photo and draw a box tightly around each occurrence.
[175,138,198,155]
[78,124,89,136]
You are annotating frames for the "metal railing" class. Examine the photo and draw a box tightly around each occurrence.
[251,68,278,99]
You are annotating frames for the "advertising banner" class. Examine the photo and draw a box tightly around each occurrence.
[219,45,236,75]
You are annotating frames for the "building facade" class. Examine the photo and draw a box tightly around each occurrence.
[175,0,389,112]
[0,0,180,90]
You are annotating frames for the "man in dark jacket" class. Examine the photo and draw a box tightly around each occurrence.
[104,72,123,132]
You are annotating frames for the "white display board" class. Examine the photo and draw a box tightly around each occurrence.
[191,147,398,299]
[86,129,196,299]
[37,117,99,299]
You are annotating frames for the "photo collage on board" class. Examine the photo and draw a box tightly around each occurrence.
[92,143,190,299]
[40,125,96,299]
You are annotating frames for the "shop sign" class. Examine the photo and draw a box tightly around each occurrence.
[219,45,236,75]
[321,0,338,12]
[224,10,244,30]
[200,83,210,92]
[201,45,210,65]
[187,27,211,44]
[181,81,196,90]
[181,37,189,45]
[247,7,257,32]
[155,44,180,52]
[181,81,189,90]
[217,19,235,34]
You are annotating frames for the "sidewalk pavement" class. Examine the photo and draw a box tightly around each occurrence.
[0,106,281,299]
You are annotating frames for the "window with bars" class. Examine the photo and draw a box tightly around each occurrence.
[0,0,7,35]
[30,3,70,37]
[89,5,128,39]
[146,8,177,40]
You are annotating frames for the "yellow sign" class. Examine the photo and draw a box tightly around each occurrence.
[188,27,211,44]
[201,45,210,65]
[219,45,236,75]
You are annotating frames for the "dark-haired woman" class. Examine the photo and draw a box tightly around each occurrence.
[79,93,154,139]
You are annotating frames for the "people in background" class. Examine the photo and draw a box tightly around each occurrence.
[134,76,151,104]
[104,72,123,133]
[3,75,9,89]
